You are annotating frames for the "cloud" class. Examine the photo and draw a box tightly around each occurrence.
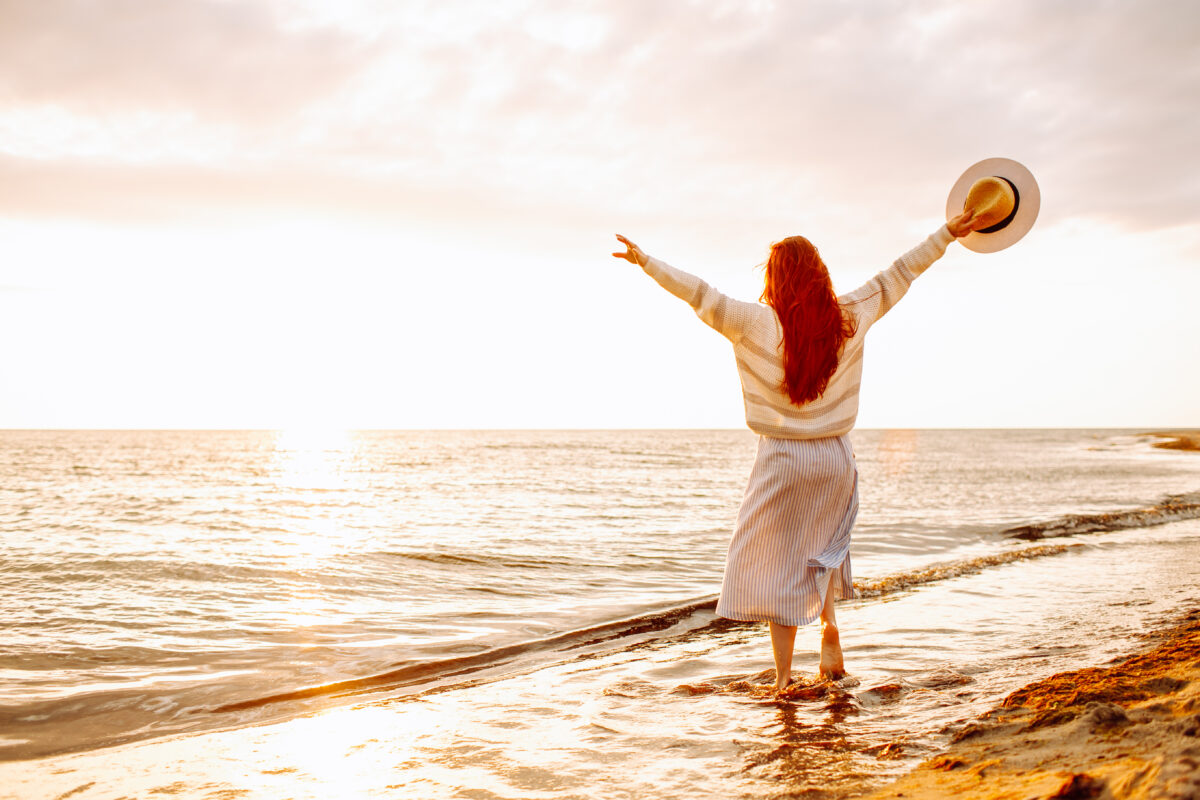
[0,0,373,121]
[277,0,1200,232]
[574,0,1200,229]
[0,0,1197,235]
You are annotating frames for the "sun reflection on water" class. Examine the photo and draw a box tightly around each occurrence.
[273,428,355,491]
[269,427,369,584]
[876,429,919,478]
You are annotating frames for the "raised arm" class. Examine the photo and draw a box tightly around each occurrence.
[838,225,954,327]
[612,234,760,344]
[838,211,983,329]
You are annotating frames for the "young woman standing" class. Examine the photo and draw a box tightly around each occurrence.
[612,207,987,692]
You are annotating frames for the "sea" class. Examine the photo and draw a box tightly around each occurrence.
[1,428,1198,799]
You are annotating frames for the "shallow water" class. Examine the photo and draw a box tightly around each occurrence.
[6,519,1199,799]
[0,428,1198,797]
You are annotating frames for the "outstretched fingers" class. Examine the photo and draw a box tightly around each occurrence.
[611,233,645,265]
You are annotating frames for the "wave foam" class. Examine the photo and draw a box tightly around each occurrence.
[1002,492,1200,541]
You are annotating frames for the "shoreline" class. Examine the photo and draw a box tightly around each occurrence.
[867,607,1200,799]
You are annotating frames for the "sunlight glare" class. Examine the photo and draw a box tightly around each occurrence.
[877,429,918,478]
[240,703,446,796]
[273,428,354,491]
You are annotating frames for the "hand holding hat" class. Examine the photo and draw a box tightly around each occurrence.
[946,158,1040,253]
[947,208,985,239]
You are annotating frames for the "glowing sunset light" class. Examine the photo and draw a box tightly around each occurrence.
[0,0,1196,429]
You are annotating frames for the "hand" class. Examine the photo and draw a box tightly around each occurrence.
[612,234,647,266]
[947,209,985,238]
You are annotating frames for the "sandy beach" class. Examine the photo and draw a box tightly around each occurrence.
[869,607,1200,800]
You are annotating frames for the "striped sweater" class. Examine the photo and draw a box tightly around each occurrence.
[641,225,956,438]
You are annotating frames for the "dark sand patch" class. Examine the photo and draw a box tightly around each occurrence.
[1145,430,1200,452]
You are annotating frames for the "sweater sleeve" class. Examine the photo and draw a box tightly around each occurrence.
[838,225,956,329]
[641,255,761,344]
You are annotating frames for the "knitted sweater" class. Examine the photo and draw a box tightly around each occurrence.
[641,225,956,438]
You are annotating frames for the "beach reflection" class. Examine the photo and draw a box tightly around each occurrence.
[252,705,441,796]
[753,702,850,775]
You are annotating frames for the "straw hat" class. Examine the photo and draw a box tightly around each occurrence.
[946,158,1040,253]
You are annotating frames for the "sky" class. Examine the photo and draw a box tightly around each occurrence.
[1,0,1197,429]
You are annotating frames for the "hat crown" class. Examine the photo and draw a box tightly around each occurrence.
[964,177,1016,229]
[946,157,1040,253]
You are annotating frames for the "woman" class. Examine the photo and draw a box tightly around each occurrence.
[612,208,985,691]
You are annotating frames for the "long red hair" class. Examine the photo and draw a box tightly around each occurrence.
[761,236,858,406]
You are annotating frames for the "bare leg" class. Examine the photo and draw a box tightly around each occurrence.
[818,579,846,680]
[769,621,798,691]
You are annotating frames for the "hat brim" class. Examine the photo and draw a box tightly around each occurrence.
[946,158,1040,254]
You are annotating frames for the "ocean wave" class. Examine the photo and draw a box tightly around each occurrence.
[377,550,585,570]
[3,556,301,582]
[1002,491,1200,541]
[853,544,1080,599]
[211,597,721,713]
[213,543,1089,714]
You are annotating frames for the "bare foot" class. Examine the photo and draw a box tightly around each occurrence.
[774,674,792,693]
[818,623,846,680]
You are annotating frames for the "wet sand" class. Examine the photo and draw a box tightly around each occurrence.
[1146,430,1200,452]
[868,607,1200,800]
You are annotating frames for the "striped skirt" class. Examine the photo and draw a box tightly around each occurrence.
[716,434,858,627]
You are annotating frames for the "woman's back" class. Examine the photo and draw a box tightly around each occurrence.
[638,225,956,438]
